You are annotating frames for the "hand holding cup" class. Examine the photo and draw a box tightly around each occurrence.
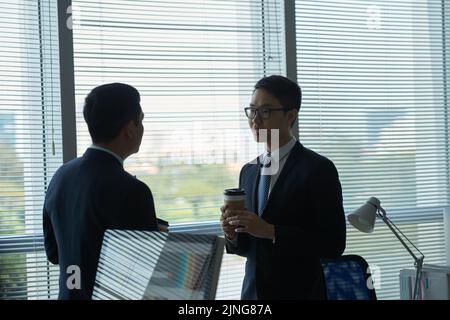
[221,188,246,240]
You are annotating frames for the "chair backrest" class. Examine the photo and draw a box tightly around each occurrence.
[321,254,377,300]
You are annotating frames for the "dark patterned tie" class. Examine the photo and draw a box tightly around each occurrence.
[257,153,271,216]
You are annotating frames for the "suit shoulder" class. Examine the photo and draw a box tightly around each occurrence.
[121,172,153,194]
[48,157,82,186]
[55,156,82,173]
[241,161,252,172]
[240,160,258,176]
[301,146,337,172]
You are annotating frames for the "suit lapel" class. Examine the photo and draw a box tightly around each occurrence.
[260,141,304,218]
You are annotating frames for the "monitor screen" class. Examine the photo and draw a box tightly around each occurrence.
[92,229,224,300]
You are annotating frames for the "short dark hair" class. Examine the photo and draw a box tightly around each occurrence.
[254,75,302,111]
[83,83,142,143]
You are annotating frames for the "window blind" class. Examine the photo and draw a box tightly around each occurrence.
[71,0,283,299]
[3,0,446,301]
[0,0,61,299]
[296,0,449,299]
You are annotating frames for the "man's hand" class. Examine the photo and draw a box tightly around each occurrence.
[226,210,275,240]
[220,205,236,240]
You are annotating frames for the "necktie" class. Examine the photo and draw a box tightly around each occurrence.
[257,153,271,216]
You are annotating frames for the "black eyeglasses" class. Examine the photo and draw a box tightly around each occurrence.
[244,107,292,120]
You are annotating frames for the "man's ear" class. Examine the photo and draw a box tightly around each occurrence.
[123,120,135,139]
[288,109,298,127]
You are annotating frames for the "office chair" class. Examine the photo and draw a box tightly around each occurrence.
[321,254,377,300]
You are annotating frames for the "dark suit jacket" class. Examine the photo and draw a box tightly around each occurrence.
[226,141,346,300]
[43,148,158,299]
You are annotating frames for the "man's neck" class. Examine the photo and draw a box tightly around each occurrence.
[94,142,128,160]
[266,134,294,152]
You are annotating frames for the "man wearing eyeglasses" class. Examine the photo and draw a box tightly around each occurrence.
[221,75,346,300]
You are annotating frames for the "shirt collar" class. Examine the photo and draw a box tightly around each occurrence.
[259,137,297,165]
[267,137,296,163]
[89,144,124,166]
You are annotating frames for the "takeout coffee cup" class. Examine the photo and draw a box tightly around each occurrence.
[223,188,246,211]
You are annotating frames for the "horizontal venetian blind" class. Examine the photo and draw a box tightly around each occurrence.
[72,0,283,299]
[0,0,61,299]
[296,0,449,299]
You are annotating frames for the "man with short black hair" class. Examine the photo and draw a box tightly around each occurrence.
[43,83,159,300]
[221,75,346,300]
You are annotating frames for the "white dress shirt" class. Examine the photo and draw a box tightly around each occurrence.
[259,136,297,197]
[226,137,297,244]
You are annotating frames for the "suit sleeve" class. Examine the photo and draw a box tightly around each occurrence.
[225,165,250,257]
[134,182,159,231]
[119,180,159,231]
[273,159,346,258]
[43,204,59,265]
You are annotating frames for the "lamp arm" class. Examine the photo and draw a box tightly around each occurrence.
[413,258,424,300]
[377,207,425,300]
[377,207,424,263]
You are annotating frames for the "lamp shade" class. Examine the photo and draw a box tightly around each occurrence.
[347,197,381,233]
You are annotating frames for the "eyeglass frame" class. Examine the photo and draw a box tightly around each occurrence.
[244,106,294,120]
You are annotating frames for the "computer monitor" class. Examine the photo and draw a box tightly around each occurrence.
[92,229,225,300]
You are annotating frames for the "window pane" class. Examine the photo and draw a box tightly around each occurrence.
[0,0,61,299]
[296,0,448,299]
